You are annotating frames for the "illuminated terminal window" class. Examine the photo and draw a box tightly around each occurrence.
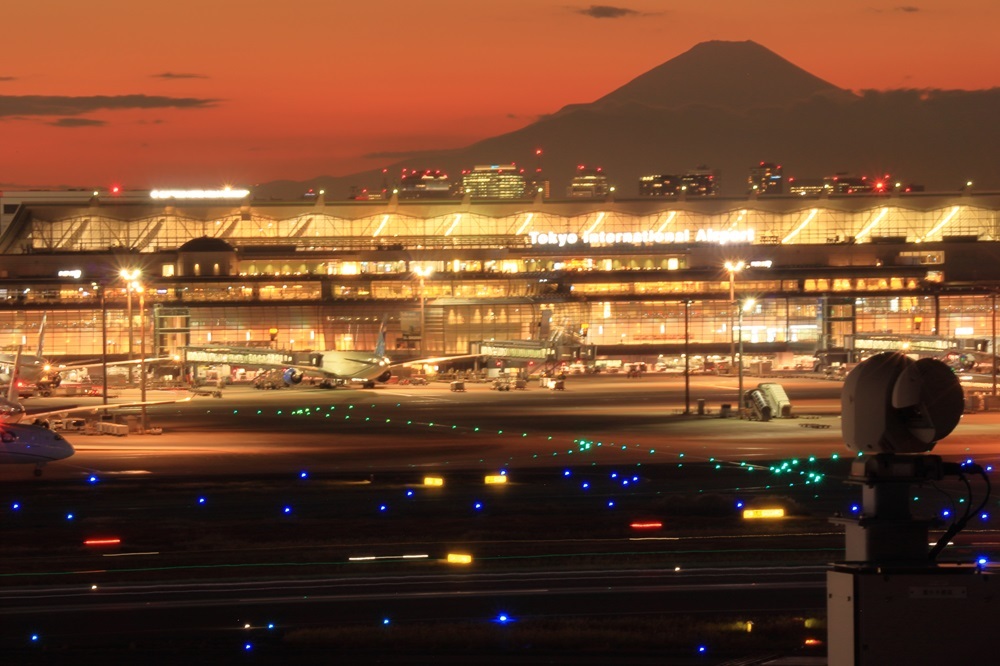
[898,251,944,266]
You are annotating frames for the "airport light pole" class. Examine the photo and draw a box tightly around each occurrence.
[414,266,433,355]
[683,299,691,414]
[724,260,744,375]
[738,298,755,419]
[138,283,147,432]
[120,268,141,386]
[98,282,108,406]
[993,290,997,398]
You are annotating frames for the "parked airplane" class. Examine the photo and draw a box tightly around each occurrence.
[0,349,76,473]
[939,348,998,391]
[0,422,75,475]
[0,315,167,396]
[0,347,191,426]
[225,331,480,388]
[249,331,479,390]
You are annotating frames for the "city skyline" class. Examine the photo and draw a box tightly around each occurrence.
[2,1,998,190]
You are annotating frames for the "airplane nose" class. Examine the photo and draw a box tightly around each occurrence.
[51,436,75,461]
[60,440,76,460]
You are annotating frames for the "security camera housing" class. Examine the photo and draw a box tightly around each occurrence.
[841,352,963,454]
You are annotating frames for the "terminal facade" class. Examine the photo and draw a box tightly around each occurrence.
[0,189,998,368]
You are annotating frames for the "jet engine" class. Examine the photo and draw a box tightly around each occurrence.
[282,368,304,385]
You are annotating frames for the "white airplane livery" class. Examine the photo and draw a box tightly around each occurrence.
[205,330,480,390]
[279,331,481,388]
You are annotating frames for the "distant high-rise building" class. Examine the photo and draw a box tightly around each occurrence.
[568,166,609,198]
[748,162,784,195]
[348,186,386,201]
[638,174,681,197]
[680,167,718,196]
[528,148,550,199]
[825,174,872,194]
[461,164,527,199]
[529,172,550,199]
[397,169,452,199]
[788,177,828,196]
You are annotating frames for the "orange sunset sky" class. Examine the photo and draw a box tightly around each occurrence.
[2,0,998,190]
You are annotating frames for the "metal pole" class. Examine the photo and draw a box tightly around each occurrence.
[683,300,690,414]
[140,289,147,432]
[728,272,736,373]
[101,284,108,406]
[419,276,426,355]
[993,291,997,398]
[738,304,744,420]
[126,285,133,385]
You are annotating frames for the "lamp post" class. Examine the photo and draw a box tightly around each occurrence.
[993,291,997,398]
[738,298,756,420]
[138,284,147,432]
[724,260,745,375]
[414,266,433,354]
[683,299,691,414]
[119,268,141,386]
[98,282,108,406]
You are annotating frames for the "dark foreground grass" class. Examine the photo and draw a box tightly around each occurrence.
[287,613,827,662]
[6,614,827,665]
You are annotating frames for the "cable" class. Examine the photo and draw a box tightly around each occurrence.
[928,463,991,562]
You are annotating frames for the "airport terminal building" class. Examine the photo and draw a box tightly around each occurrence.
[1,188,999,369]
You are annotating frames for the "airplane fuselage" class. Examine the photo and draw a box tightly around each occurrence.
[0,423,75,465]
[313,351,393,384]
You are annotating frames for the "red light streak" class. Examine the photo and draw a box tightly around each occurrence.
[84,538,121,546]
[630,521,663,530]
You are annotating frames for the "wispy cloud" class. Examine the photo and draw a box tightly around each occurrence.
[0,76,16,82]
[49,117,106,128]
[151,72,209,80]
[0,94,218,118]
[895,5,920,12]
[575,5,640,19]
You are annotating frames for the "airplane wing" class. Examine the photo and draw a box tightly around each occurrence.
[21,396,193,424]
[53,356,175,369]
[391,354,484,368]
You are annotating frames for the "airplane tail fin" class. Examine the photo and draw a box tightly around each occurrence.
[375,325,387,358]
[7,346,21,403]
[37,313,47,359]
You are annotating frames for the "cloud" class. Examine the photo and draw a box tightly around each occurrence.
[0,76,16,82]
[895,5,920,12]
[0,94,218,118]
[575,5,640,19]
[49,117,106,128]
[151,72,209,79]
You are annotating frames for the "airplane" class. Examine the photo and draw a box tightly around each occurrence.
[243,329,480,390]
[1,346,191,426]
[0,422,75,476]
[939,348,998,390]
[0,314,61,392]
[0,314,168,396]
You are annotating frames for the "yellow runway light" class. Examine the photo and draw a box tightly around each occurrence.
[742,508,785,519]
